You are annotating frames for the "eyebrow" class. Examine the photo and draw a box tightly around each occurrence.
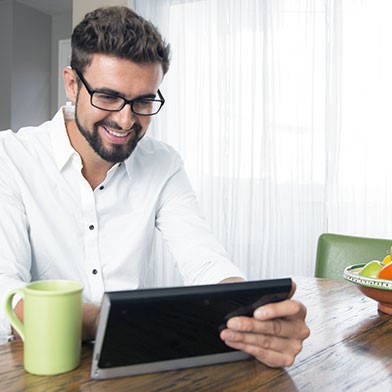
[94,87,157,100]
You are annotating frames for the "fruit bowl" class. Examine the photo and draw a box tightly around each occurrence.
[343,263,392,315]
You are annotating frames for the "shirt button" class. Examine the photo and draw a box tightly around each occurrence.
[89,225,95,230]
[92,269,98,275]
[99,185,104,190]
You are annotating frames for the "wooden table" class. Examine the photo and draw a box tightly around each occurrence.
[1,277,391,391]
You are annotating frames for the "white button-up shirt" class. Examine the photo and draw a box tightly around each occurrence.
[0,108,245,337]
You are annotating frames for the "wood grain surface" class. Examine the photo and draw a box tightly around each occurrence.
[1,277,391,391]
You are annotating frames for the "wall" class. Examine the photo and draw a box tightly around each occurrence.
[0,0,12,130]
[51,1,130,115]
[11,1,51,131]
[0,0,52,131]
[51,13,72,117]
[0,0,131,131]
[72,0,128,27]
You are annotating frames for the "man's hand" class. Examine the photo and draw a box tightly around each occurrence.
[82,303,100,341]
[219,281,310,368]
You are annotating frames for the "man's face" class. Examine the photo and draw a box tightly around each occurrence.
[71,55,163,163]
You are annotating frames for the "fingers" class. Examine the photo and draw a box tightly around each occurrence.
[220,321,308,367]
[220,297,310,368]
[221,337,301,367]
[254,298,307,322]
[225,309,309,339]
[288,280,297,298]
[220,324,303,353]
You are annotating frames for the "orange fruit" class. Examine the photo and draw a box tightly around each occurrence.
[378,262,392,280]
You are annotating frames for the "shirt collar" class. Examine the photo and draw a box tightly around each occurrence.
[123,147,137,180]
[50,105,144,180]
[122,137,153,180]
[50,106,80,172]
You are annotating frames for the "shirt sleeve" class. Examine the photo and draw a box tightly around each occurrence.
[0,157,31,338]
[155,159,246,286]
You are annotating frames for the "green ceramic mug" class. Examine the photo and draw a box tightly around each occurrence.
[4,280,83,375]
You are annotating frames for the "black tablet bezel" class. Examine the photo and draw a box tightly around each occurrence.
[91,278,292,379]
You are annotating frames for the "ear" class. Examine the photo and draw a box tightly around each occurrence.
[63,66,79,104]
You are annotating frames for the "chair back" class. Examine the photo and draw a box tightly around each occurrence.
[315,233,392,280]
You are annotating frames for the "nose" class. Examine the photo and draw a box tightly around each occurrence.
[113,103,136,131]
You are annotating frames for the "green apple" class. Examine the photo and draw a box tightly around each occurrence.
[359,260,383,278]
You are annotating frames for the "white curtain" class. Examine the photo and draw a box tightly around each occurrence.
[131,0,392,285]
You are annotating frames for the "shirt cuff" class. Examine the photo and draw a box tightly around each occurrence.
[189,260,247,286]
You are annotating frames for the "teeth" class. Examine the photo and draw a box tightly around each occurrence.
[105,127,130,138]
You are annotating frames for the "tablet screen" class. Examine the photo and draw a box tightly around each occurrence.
[95,278,292,370]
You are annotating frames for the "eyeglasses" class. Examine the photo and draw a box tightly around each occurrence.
[73,68,165,116]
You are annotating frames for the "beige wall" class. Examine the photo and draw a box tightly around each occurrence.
[72,0,129,28]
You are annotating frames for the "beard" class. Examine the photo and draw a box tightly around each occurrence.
[74,103,143,163]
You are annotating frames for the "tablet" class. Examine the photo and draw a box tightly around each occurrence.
[91,278,292,379]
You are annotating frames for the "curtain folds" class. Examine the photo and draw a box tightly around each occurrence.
[132,0,392,285]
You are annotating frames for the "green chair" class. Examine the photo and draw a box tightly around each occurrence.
[315,233,392,280]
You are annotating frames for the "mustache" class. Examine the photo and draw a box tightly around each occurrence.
[95,119,142,133]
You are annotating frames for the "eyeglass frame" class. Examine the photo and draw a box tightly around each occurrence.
[73,68,165,116]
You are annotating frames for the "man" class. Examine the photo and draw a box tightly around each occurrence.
[0,6,309,367]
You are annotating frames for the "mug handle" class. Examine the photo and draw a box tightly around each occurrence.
[4,288,25,341]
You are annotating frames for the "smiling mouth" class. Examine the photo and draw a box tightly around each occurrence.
[103,126,132,139]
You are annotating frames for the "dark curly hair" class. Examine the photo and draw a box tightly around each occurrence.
[70,6,170,75]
